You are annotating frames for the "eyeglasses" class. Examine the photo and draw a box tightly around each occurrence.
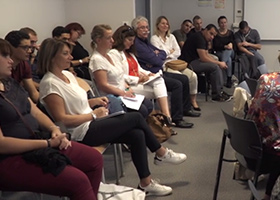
[18,45,33,51]
[75,30,82,37]
[138,26,149,30]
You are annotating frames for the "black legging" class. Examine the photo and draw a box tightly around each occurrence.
[81,112,161,179]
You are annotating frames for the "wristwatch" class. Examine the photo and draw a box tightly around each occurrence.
[91,112,97,120]
[79,59,83,64]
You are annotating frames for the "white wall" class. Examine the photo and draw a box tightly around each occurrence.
[151,0,234,33]
[65,0,135,52]
[0,0,135,53]
[0,0,66,42]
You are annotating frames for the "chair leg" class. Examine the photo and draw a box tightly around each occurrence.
[113,144,120,185]
[118,144,125,177]
[213,132,227,200]
[101,168,106,183]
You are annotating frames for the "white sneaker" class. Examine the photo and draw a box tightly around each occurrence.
[154,148,187,165]
[138,179,172,196]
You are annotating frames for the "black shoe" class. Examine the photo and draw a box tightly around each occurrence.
[173,120,194,128]
[212,95,226,102]
[191,105,201,111]
[184,110,201,117]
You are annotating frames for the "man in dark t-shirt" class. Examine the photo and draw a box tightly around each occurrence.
[179,24,231,102]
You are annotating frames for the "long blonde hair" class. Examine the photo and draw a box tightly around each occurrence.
[154,16,170,37]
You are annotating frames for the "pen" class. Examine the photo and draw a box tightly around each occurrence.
[125,87,135,96]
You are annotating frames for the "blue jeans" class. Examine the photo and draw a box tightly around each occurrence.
[215,49,235,77]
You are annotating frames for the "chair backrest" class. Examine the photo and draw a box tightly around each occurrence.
[222,110,263,160]
[245,78,258,97]
[88,68,100,97]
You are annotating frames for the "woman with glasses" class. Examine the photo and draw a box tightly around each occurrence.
[109,24,173,124]
[65,22,91,80]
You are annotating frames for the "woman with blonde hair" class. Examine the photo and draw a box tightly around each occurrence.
[151,16,200,111]
[38,37,187,197]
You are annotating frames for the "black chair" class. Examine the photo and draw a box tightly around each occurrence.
[213,110,263,200]
[197,72,210,101]
[245,78,258,97]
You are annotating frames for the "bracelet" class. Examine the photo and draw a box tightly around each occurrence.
[46,139,51,148]
[91,112,97,120]
[79,59,83,64]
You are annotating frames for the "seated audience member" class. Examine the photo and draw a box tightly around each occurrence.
[52,26,71,42]
[179,24,231,102]
[52,26,76,76]
[109,24,173,122]
[246,72,280,200]
[5,30,39,103]
[213,16,235,88]
[89,24,153,119]
[65,22,91,80]
[234,21,268,79]
[187,15,203,38]
[132,16,200,128]
[38,38,187,196]
[0,38,103,200]
[172,19,193,49]
[19,27,40,89]
[151,16,200,111]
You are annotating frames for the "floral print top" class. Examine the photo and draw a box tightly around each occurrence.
[247,72,280,154]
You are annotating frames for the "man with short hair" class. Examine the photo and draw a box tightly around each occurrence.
[52,26,71,42]
[5,30,39,103]
[187,15,203,38]
[179,24,231,102]
[20,27,41,88]
[172,19,192,49]
[234,21,268,79]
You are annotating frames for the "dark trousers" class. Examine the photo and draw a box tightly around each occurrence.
[127,97,153,119]
[163,71,191,121]
[190,59,223,95]
[82,112,161,179]
[0,142,103,200]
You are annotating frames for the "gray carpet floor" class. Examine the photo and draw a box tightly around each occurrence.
[1,89,268,200]
[102,90,268,200]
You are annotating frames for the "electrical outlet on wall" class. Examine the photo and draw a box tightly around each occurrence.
[236,9,242,17]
